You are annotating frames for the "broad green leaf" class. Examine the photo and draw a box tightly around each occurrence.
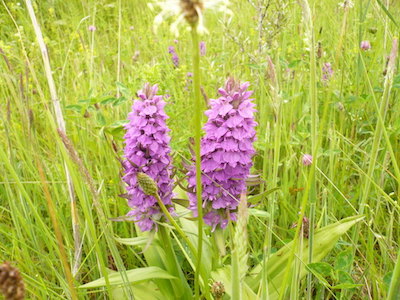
[174,186,213,272]
[249,208,270,218]
[112,281,164,300]
[77,99,92,105]
[65,104,83,113]
[383,271,393,288]
[308,262,334,277]
[334,248,353,271]
[212,267,258,300]
[115,236,148,246]
[135,230,176,298]
[174,186,214,296]
[246,215,364,299]
[337,270,355,286]
[288,60,302,68]
[100,96,118,105]
[79,266,176,288]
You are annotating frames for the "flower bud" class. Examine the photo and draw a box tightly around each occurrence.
[137,172,159,197]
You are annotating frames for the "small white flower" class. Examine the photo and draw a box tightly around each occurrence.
[149,0,231,36]
[338,0,354,9]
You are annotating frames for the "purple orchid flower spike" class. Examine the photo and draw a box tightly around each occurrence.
[123,83,174,231]
[187,77,257,231]
[199,41,206,56]
[168,45,179,67]
[322,62,333,82]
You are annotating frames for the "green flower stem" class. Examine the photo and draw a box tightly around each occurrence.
[155,194,196,257]
[190,25,204,300]
[157,224,192,298]
[155,194,209,298]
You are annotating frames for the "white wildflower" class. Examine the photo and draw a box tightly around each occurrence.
[338,0,354,9]
[149,0,231,36]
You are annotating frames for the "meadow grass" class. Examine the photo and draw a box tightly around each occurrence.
[0,0,399,299]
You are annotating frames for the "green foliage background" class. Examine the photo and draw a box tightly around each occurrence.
[0,0,399,298]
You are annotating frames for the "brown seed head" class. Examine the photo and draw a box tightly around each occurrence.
[211,281,225,299]
[0,262,25,300]
[180,0,204,25]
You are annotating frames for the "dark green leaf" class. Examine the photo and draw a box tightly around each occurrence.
[100,97,118,105]
[288,60,302,68]
[112,96,128,106]
[116,81,131,98]
[97,113,106,126]
[78,99,92,105]
[383,271,393,288]
[335,248,353,271]
[337,270,354,285]
[65,104,83,113]
[308,262,334,277]
[79,266,176,288]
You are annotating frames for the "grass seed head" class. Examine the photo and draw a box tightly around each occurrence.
[0,262,25,300]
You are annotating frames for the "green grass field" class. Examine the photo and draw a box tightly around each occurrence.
[0,0,399,299]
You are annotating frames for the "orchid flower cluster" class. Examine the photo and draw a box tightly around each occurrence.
[187,78,257,230]
[122,0,255,232]
[123,79,257,232]
[122,83,174,231]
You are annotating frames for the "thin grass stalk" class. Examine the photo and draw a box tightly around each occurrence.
[351,37,398,240]
[308,24,318,300]
[278,162,316,300]
[89,5,96,89]
[343,37,399,299]
[36,160,78,300]
[290,226,303,300]
[154,194,197,256]
[230,221,241,300]
[296,0,318,298]
[24,0,81,277]
[57,130,135,298]
[335,1,350,64]
[383,0,390,51]
[190,25,204,300]
[278,76,331,300]
[116,0,122,98]
[359,38,400,300]
[359,42,400,194]
[261,55,281,300]
[355,0,363,97]
[388,247,400,300]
